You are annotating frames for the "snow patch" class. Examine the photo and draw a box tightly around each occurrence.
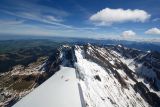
[13,66,82,107]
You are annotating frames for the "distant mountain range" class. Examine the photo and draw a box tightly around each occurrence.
[0,36,160,51]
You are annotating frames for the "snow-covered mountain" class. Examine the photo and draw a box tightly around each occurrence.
[13,44,160,107]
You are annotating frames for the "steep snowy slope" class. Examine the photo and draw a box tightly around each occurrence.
[74,45,149,107]
[110,45,160,92]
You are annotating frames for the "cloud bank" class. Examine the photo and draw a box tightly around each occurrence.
[121,30,136,38]
[90,8,150,26]
[145,27,160,35]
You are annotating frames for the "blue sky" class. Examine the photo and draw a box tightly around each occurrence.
[0,0,160,40]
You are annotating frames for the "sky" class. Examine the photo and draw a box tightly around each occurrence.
[0,0,160,41]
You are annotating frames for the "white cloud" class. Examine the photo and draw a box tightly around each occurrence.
[0,19,25,25]
[145,27,160,35]
[2,10,74,29]
[0,0,70,28]
[90,8,150,26]
[121,30,136,38]
[152,18,160,22]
